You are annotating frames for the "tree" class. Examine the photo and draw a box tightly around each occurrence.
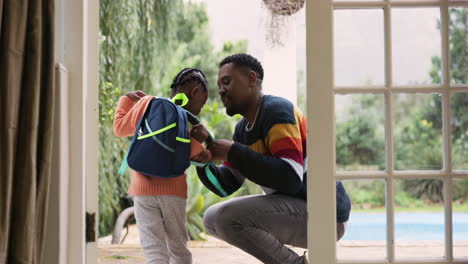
[336,94,385,171]
[403,8,468,203]
[336,9,467,205]
[430,8,467,85]
[427,8,468,134]
[99,0,183,236]
[156,2,247,99]
[98,0,248,237]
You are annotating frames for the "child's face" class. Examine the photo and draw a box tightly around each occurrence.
[186,88,208,115]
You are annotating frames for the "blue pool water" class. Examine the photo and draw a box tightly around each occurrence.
[342,212,468,241]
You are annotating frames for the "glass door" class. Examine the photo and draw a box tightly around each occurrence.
[306,0,468,263]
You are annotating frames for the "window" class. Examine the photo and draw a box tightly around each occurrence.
[307,0,468,263]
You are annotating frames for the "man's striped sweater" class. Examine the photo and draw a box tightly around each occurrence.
[197,95,351,223]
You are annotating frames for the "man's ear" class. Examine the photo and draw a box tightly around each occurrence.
[248,71,257,87]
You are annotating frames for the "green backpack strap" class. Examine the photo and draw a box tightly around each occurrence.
[118,148,130,175]
[190,161,206,167]
[204,163,228,197]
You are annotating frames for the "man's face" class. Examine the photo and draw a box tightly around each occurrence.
[217,63,252,116]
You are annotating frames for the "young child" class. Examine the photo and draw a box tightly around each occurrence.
[113,68,211,264]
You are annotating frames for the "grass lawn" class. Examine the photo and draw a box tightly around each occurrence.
[351,203,468,213]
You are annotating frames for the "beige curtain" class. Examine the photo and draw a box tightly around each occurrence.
[0,0,55,263]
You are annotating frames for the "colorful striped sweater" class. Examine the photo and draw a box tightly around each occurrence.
[196,95,351,222]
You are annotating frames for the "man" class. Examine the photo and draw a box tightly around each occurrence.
[193,54,351,264]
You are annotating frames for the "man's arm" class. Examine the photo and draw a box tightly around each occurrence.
[209,112,305,195]
[196,162,245,197]
[227,142,303,194]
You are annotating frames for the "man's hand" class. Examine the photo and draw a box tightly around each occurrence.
[191,149,212,164]
[126,90,146,102]
[207,139,233,161]
[190,124,209,143]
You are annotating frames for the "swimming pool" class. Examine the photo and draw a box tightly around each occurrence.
[342,212,468,241]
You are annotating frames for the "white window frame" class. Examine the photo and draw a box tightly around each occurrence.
[306,0,468,263]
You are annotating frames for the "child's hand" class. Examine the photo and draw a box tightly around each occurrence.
[126,90,146,102]
[190,124,209,143]
[191,149,212,164]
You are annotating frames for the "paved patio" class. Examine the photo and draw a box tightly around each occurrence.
[98,225,468,264]
[98,225,302,264]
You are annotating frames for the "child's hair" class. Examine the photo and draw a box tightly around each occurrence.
[170,68,208,92]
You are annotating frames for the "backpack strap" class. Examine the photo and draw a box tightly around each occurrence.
[190,161,207,167]
[118,147,130,175]
[185,109,214,144]
[204,163,228,197]
[118,114,146,175]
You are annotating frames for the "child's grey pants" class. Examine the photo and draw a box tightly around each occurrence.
[133,195,192,264]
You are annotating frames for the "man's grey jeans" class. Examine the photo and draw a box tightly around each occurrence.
[204,194,346,264]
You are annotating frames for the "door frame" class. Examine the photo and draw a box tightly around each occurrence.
[54,0,99,263]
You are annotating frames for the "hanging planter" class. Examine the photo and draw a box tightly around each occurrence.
[263,0,305,16]
[261,0,305,47]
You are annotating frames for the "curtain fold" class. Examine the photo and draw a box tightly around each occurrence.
[0,0,55,263]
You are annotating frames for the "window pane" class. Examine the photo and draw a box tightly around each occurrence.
[334,9,385,86]
[337,180,386,261]
[394,93,442,170]
[335,94,386,171]
[449,8,468,85]
[453,178,468,260]
[449,7,468,84]
[392,8,441,85]
[452,93,468,170]
[394,179,445,259]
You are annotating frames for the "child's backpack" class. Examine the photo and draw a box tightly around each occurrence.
[125,97,191,178]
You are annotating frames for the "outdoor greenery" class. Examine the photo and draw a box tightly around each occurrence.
[99,2,467,239]
[98,0,251,237]
[339,8,468,211]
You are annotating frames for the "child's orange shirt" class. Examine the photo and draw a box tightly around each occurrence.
[113,95,205,199]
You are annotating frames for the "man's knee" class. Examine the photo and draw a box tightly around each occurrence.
[203,204,219,235]
[203,202,242,237]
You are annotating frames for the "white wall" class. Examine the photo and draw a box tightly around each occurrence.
[203,0,299,104]
[263,18,297,104]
